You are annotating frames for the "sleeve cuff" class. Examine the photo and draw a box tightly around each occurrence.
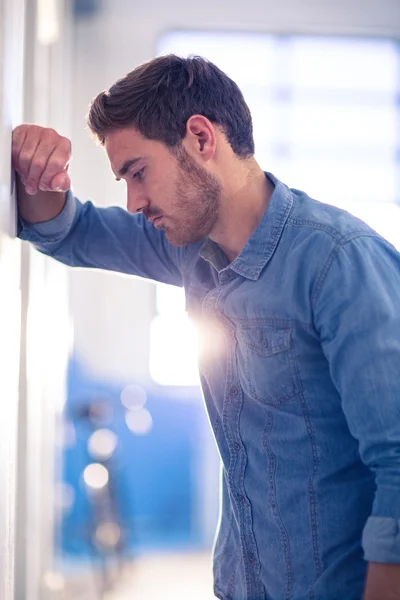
[362,516,400,563]
[18,189,77,242]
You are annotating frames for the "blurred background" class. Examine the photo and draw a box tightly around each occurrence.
[0,0,400,598]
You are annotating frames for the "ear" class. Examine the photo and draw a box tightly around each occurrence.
[183,115,216,162]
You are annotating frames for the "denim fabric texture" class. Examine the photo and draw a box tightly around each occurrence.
[18,173,400,600]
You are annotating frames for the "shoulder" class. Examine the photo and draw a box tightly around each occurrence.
[286,187,380,245]
[277,183,399,300]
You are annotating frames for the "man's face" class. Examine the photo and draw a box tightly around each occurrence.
[105,127,222,246]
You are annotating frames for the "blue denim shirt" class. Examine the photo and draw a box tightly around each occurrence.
[19,173,400,600]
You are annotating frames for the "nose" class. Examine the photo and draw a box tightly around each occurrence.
[127,188,148,214]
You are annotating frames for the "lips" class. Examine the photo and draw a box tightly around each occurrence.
[150,216,163,228]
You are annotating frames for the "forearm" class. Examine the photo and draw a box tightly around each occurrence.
[16,172,67,224]
[363,562,400,600]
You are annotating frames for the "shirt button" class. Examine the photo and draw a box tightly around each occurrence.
[230,386,239,397]
[234,442,240,452]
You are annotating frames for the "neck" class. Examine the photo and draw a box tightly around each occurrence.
[210,160,274,262]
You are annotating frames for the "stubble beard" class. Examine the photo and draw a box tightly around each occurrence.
[163,147,222,247]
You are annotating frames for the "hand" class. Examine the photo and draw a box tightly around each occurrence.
[12,124,72,195]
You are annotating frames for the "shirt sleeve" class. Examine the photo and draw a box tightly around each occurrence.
[17,190,189,286]
[312,233,400,564]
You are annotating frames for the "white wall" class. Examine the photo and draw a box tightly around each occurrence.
[0,0,26,597]
[13,2,73,599]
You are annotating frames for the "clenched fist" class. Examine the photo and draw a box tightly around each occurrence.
[12,124,71,195]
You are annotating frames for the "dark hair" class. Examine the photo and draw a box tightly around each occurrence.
[87,54,254,158]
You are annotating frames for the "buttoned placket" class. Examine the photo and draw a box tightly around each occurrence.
[202,268,265,600]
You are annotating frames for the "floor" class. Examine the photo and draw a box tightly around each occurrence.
[57,551,216,600]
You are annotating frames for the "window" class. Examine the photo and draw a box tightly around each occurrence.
[150,31,400,386]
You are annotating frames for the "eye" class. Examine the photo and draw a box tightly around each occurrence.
[132,167,145,181]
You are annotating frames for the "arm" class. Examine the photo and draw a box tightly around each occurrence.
[363,562,400,600]
[13,124,189,286]
[312,234,400,594]
[18,189,188,285]
[16,174,67,223]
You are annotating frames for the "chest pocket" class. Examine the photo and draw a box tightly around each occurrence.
[236,324,302,405]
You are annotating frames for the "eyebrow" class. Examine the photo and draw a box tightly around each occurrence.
[115,157,143,181]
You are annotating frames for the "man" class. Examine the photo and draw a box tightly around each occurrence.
[13,54,400,600]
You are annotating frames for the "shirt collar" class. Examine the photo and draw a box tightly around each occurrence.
[199,172,293,281]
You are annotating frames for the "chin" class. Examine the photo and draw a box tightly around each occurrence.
[165,229,199,247]
[165,234,191,247]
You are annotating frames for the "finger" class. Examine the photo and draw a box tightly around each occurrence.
[37,139,71,191]
[25,128,59,191]
[11,125,28,174]
[50,171,71,192]
[17,126,43,182]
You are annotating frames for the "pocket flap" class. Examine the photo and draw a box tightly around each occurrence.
[236,325,291,356]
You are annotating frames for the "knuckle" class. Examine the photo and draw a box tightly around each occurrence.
[19,151,32,165]
[13,123,27,134]
[51,157,67,171]
[12,125,26,145]
[12,127,22,141]
[42,127,57,140]
[61,136,72,152]
[28,125,41,137]
[32,158,47,171]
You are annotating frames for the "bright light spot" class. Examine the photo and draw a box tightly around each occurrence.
[83,463,109,490]
[120,384,147,410]
[149,314,200,386]
[125,408,153,435]
[55,482,75,513]
[88,429,118,461]
[156,283,186,315]
[95,522,121,548]
[42,571,65,591]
